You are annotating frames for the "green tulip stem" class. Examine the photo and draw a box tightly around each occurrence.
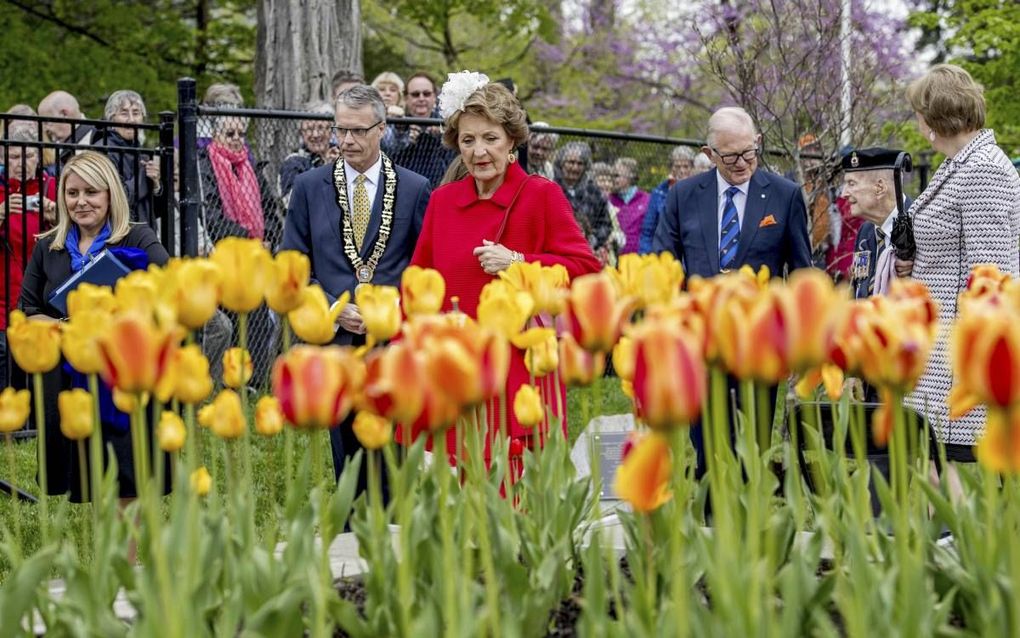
[281,316,292,352]
[5,434,20,547]
[435,432,459,635]
[33,372,49,543]
[76,439,89,503]
[87,374,104,526]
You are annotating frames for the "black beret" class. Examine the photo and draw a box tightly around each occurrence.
[841,147,907,172]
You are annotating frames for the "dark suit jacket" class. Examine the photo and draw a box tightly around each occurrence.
[281,158,431,345]
[650,168,812,278]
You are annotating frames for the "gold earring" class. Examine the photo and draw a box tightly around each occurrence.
[508,153,517,164]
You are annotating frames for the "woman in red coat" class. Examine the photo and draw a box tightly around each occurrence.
[409,75,601,466]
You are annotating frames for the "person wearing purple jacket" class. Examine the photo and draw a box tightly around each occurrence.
[608,157,651,255]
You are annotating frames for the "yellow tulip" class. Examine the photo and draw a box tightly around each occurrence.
[255,396,284,436]
[66,283,116,318]
[356,284,402,342]
[499,261,570,317]
[352,412,392,450]
[113,389,149,414]
[288,286,347,345]
[222,347,253,389]
[61,310,110,374]
[611,335,636,382]
[975,409,1020,474]
[211,389,246,439]
[7,310,62,373]
[611,253,683,310]
[613,431,672,513]
[99,311,179,393]
[115,269,176,326]
[513,385,544,428]
[265,251,310,314]
[401,265,446,316]
[190,466,212,496]
[58,389,94,440]
[477,280,533,340]
[211,237,271,313]
[514,328,559,378]
[173,258,222,329]
[0,388,31,434]
[794,364,845,401]
[197,403,215,428]
[157,411,187,452]
[171,345,214,404]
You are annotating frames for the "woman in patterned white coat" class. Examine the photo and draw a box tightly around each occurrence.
[896,64,1020,466]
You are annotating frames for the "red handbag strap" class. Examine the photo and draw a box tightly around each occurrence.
[493,175,534,243]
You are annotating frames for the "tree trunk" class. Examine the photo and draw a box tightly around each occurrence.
[254,0,363,109]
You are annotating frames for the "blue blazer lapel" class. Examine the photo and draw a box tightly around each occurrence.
[322,170,344,247]
[735,171,769,267]
[697,171,720,274]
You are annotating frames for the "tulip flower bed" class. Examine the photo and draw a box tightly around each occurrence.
[3,240,1020,636]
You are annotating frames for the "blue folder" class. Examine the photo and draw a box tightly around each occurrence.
[48,250,132,316]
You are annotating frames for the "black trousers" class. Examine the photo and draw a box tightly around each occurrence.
[329,411,389,504]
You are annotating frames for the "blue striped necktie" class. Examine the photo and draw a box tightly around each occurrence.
[719,186,740,270]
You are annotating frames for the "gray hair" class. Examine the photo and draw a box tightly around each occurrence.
[706,106,756,148]
[670,146,696,162]
[203,83,243,107]
[104,90,147,120]
[336,85,387,122]
[530,121,560,145]
[556,141,592,171]
[303,100,335,115]
[7,127,38,143]
[693,153,713,172]
[614,157,639,182]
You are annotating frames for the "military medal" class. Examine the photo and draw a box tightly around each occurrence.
[333,154,398,295]
[851,250,872,282]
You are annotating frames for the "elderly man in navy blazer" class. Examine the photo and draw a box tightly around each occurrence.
[652,106,812,482]
[651,106,812,278]
[282,84,431,489]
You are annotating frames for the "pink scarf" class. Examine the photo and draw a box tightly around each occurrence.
[208,142,265,239]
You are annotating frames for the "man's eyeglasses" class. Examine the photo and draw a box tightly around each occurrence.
[330,121,383,139]
[710,146,759,166]
[408,91,434,98]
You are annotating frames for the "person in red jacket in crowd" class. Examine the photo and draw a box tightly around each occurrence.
[405,73,601,469]
[1,130,56,387]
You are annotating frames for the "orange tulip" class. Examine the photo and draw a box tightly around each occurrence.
[853,314,932,393]
[401,266,446,317]
[265,251,310,314]
[975,408,1020,474]
[222,347,253,389]
[949,308,1020,417]
[98,312,179,393]
[272,345,365,429]
[871,390,895,448]
[361,343,426,424]
[613,431,672,513]
[631,319,706,430]
[785,269,845,372]
[563,272,634,353]
[559,333,606,387]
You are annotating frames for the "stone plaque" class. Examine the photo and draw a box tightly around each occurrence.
[592,431,629,500]
[570,414,636,502]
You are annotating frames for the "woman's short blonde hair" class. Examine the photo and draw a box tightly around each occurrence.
[442,83,529,150]
[371,72,405,106]
[906,64,986,137]
[42,151,131,250]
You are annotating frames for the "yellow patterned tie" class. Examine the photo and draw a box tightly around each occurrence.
[352,174,370,251]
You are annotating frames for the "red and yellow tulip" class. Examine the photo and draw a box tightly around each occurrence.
[613,431,672,513]
[272,345,365,430]
[975,408,1020,474]
[631,319,706,430]
[559,333,606,387]
[361,342,426,424]
[98,312,179,394]
[562,272,633,353]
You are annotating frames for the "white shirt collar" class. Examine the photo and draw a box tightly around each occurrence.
[880,207,897,237]
[717,173,749,198]
[344,156,382,186]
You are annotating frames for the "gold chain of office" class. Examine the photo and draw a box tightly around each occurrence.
[332,153,398,285]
